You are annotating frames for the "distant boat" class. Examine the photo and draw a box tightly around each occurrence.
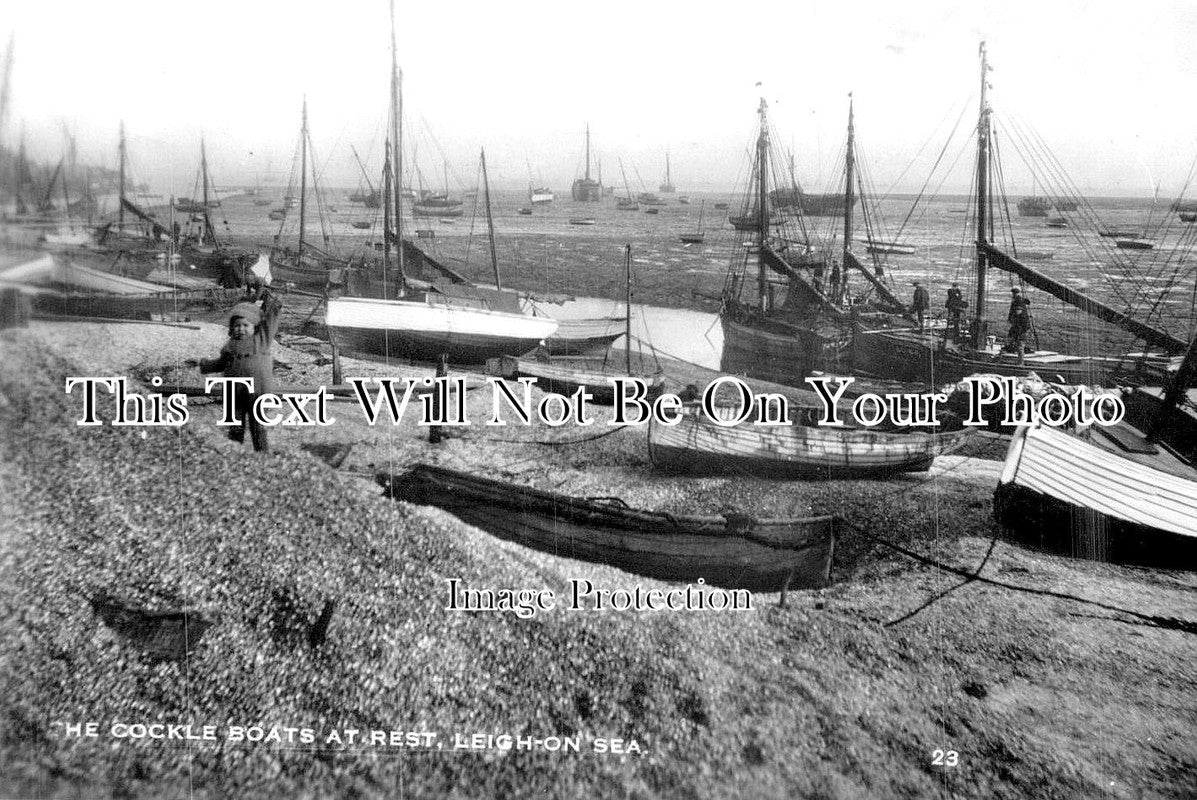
[1115,239,1154,250]
[518,207,533,215]
[679,200,706,244]
[862,239,915,255]
[268,209,285,221]
[529,187,553,205]
[1180,212,1197,223]
[677,196,691,205]
[1045,217,1068,228]
[645,207,660,215]
[616,198,639,211]
[1098,229,1142,238]
[659,152,676,193]
[1017,196,1050,217]
[379,463,837,592]
[568,217,596,226]
[351,221,371,229]
[713,202,729,210]
[1017,250,1054,261]
[571,124,602,202]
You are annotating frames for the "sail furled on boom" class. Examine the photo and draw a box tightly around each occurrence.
[983,243,1187,354]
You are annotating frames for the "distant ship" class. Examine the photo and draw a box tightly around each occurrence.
[768,188,850,216]
[1017,196,1050,217]
[659,152,676,193]
[529,187,554,205]
[571,124,602,202]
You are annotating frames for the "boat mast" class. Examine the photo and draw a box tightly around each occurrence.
[298,98,308,265]
[625,244,632,375]
[200,137,216,245]
[585,123,592,182]
[390,0,405,287]
[481,148,500,290]
[118,121,126,231]
[382,140,392,285]
[840,93,856,306]
[971,42,991,350]
[757,97,770,312]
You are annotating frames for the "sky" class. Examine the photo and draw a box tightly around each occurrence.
[3,0,1197,196]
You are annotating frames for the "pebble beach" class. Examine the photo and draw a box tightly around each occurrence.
[0,317,1194,798]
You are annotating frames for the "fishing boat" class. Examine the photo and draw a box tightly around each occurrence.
[330,57,558,364]
[993,337,1197,568]
[659,152,676,193]
[679,200,706,244]
[570,124,602,202]
[378,463,837,592]
[648,404,972,479]
[852,44,1188,387]
[721,96,910,386]
[269,101,350,289]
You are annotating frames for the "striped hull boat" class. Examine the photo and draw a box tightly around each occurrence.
[545,316,625,356]
[379,464,836,591]
[994,424,1197,567]
[648,406,972,478]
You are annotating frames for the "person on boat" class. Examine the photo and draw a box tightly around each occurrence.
[1007,287,1032,362]
[945,282,966,340]
[188,286,282,453]
[911,281,930,331]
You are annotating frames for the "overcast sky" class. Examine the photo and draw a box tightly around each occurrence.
[4,0,1196,196]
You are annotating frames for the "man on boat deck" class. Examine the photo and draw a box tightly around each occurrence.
[945,282,966,340]
[911,281,930,332]
[1007,287,1032,362]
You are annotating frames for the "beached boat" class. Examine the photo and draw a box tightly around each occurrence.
[1180,212,1197,223]
[349,145,382,209]
[569,217,596,226]
[570,124,602,202]
[351,221,372,229]
[327,291,557,364]
[648,404,972,479]
[1045,217,1068,229]
[488,355,665,405]
[852,44,1187,387]
[518,207,533,215]
[378,463,837,591]
[993,337,1197,567]
[1115,239,1154,251]
[544,315,625,355]
[721,96,910,385]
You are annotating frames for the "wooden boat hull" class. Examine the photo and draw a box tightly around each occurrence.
[379,463,837,591]
[719,310,842,386]
[851,327,1171,386]
[326,295,558,364]
[994,425,1197,568]
[545,316,625,355]
[488,355,665,405]
[648,406,972,478]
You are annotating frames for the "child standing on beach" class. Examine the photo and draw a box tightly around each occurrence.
[190,287,283,453]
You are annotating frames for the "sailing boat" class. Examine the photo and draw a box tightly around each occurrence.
[994,335,1197,567]
[615,160,639,211]
[412,161,464,217]
[348,145,382,208]
[269,100,349,289]
[488,244,665,404]
[527,160,553,205]
[326,29,556,364]
[659,152,676,194]
[852,44,1188,386]
[719,96,909,386]
[679,200,706,244]
[174,138,248,285]
[570,124,602,202]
